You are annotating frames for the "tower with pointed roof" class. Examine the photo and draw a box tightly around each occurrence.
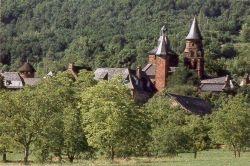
[184,17,204,78]
[153,26,170,91]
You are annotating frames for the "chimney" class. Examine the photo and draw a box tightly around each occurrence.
[136,66,142,79]
[225,75,230,82]
[223,75,231,91]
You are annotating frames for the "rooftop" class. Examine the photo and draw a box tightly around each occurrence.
[168,93,212,115]
[186,17,202,40]
[19,62,36,72]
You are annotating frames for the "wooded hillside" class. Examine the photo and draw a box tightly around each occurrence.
[0,0,250,76]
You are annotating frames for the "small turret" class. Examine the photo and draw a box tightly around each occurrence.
[184,17,204,78]
[156,26,169,56]
[19,62,36,78]
[154,26,170,91]
[186,17,202,40]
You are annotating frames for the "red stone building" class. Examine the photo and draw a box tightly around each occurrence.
[184,17,204,78]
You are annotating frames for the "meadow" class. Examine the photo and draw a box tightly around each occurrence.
[1,149,249,166]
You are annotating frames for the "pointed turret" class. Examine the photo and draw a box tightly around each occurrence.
[184,17,204,78]
[186,17,202,40]
[156,26,169,56]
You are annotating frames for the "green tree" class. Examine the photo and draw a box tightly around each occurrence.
[0,72,75,164]
[79,77,149,160]
[210,95,250,157]
[63,71,96,163]
[0,91,14,162]
[240,23,250,42]
[184,115,211,158]
[63,106,88,163]
[145,93,187,156]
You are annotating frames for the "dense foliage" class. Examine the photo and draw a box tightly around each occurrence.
[0,0,250,77]
[0,72,250,164]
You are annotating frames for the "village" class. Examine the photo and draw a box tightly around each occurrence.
[1,18,249,115]
[1,1,250,165]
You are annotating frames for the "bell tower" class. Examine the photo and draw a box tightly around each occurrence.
[184,17,204,78]
[154,26,170,91]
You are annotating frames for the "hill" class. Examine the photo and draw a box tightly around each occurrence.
[0,0,250,76]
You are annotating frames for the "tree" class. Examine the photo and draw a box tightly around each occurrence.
[221,43,237,59]
[240,23,250,42]
[184,115,211,159]
[63,71,96,163]
[0,72,74,164]
[210,95,250,157]
[79,76,150,160]
[145,93,187,156]
[63,106,88,163]
[0,91,14,162]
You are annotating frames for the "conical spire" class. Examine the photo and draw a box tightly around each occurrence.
[156,26,169,56]
[186,17,202,40]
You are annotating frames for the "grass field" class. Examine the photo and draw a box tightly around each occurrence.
[1,149,250,166]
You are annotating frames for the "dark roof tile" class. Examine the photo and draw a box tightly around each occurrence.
[186,17,202,40]
[168,93,212,115]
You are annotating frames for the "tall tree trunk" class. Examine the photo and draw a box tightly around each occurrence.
[237,148,241,158]
[69,156,74,163]
[59,155,62,162]
[232,144,236,158]
[2,153,7,163]
[194,151,197,159]
[24,145,29,165]
[111,146,115,161]
[233,149,237,158]
[68,154,74,163]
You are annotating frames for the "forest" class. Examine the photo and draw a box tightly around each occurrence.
[0,0,250,77]
[0,0,250,165]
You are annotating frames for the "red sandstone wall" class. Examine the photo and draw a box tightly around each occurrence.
[155,56,168,91]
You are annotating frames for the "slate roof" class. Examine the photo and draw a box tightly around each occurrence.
[200,76,227,84]
[142,64,178,77]
[168,93,212,115]
[200,76,236,92]
[200,84,225,92]
[94,68,156,92]
[1,72,23,89]
[142,64,156,76]
[186,17,202,40]
[1,72,41,89]
[2,72,22,81]
[94,68,130,80]
[156,35,168,56]
[19,62,36,72]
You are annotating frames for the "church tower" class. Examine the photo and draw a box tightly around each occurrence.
[184,17,204,78]
[154,26,170,91]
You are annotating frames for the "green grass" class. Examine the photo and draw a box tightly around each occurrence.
[1,149,250,166]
